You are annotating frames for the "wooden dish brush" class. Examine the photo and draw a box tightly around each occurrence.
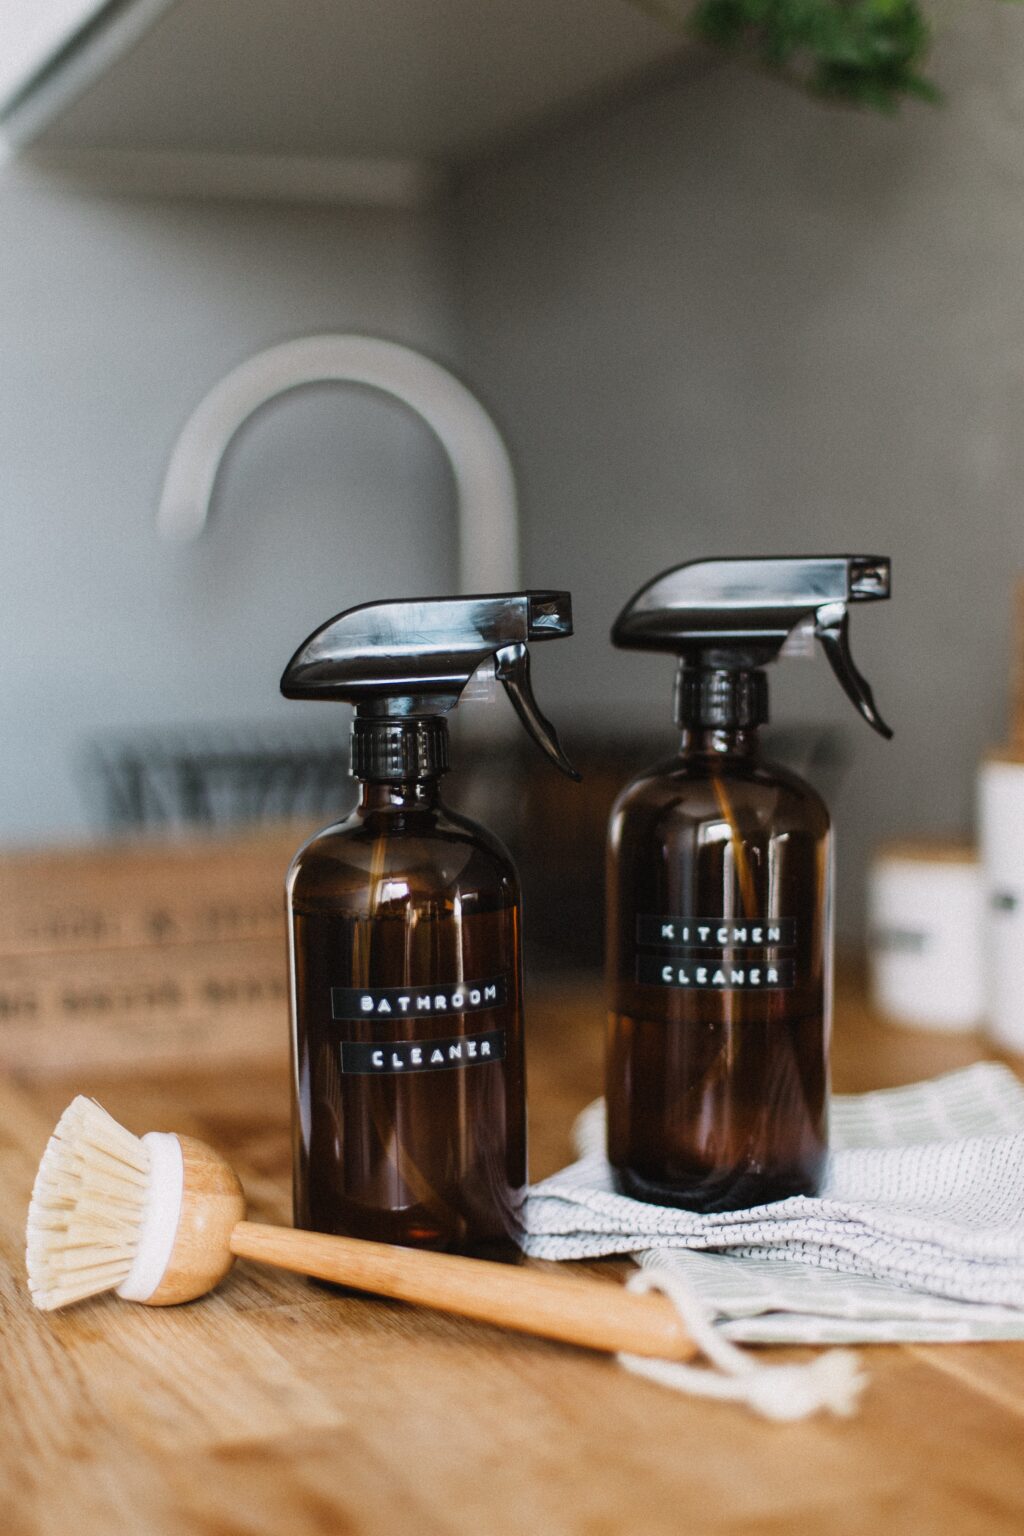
[26,1096,697,1363]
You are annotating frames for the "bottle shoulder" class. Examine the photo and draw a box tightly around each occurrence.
[287,802,519,907]
[610,754,830,838]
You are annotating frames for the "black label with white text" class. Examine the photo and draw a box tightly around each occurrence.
[332,975,507,1021]
[638,955,795,990]
[637,916,796,991]
[339,1029,506,1075]
[637,916,796,951]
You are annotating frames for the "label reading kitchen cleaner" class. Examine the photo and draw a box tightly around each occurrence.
[637,917,796,990]
[339,1029,506,1075]
[331,976,507,1020]
[637,917,796,950]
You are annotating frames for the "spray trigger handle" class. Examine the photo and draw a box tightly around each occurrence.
[813,602,893,739]
[494,642,580,779]
[611,555,892,738]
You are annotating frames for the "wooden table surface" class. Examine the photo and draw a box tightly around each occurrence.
[2,973,1023,1536]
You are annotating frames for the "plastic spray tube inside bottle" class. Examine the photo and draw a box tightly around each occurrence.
[606,556,893,1212]
[282,593,579,1259]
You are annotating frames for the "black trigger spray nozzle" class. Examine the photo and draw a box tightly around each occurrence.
[281,590,580,778]
[612,555,893,738]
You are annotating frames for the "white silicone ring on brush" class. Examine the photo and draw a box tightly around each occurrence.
[116,1132,184,1302]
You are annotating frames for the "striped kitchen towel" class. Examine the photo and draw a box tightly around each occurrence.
[524,1064,1024,1343]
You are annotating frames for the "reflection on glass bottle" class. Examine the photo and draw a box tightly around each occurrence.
[290,773,525,1257]
[282,593,578,1258]
[607,725,831,1211]
[606,557,893,1212]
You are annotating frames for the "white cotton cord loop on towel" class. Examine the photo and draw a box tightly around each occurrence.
[618,1267,868,1421]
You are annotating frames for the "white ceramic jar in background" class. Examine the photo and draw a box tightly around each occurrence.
[867,842,985,1031]
[979,756,1024,1052]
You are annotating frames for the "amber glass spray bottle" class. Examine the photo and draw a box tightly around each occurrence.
[282,593,578,1259]
[606,556,893,1212]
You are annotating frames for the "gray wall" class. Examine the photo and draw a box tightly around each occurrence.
[0,179,459,842]
[450,9,1024,940]
[4,7,1024,949]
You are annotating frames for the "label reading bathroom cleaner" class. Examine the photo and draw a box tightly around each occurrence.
[636,917,796,991]
[331,975,507,1020]
[339,1029,506,1075]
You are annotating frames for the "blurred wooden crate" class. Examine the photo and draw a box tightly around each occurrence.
[0,827,311,1078]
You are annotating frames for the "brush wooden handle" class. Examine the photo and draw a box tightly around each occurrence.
[229,1222,696,1362]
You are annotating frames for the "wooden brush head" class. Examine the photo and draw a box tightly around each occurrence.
[143,1135,246,1306]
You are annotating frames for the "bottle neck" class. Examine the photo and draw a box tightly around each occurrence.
[678,726,759,759]
[674,664,768,734]
[350,714,450,784]
[357,778,442,813]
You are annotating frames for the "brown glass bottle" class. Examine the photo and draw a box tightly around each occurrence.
[288,758,526,1260]
[606,722,831,1212]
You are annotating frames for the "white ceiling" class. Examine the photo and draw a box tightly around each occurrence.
[19,0,687,163]
[0,0,107,105]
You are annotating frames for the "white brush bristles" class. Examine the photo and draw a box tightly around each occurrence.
[26,1096,152,1311]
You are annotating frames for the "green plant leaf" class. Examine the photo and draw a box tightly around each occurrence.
[687,0,939,110]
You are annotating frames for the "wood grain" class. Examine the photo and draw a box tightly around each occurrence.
[229,1221,697,1360]
[2,972,1023,1536]
[0,826,308,956]
[0,939,289,1076]
[0,828,310,1078]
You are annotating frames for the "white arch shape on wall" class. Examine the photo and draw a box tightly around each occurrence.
[156,334,521,594]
